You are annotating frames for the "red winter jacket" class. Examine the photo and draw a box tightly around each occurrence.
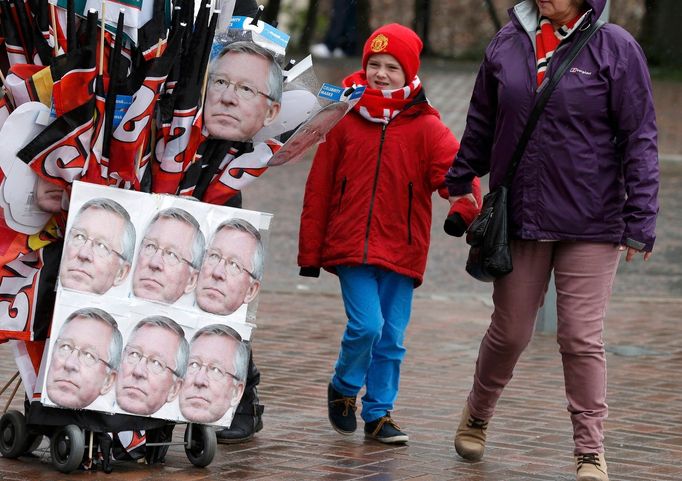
[298,93,479,286]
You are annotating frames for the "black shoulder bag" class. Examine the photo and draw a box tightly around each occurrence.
[465,19,605,282]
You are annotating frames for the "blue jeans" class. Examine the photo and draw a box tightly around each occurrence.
[332,265,414,422]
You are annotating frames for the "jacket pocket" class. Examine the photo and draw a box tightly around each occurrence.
[337,176,347,213]
[407,181,413,244]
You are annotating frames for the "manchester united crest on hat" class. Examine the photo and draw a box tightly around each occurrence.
[370,34,389,53]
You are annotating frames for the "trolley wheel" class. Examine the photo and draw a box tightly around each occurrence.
[23,434,43,454]
[50,424,85,473]
[0,410,29,458]
[184,424,216,467]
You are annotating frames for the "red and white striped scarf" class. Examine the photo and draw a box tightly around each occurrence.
[343,70,422,124]
[535,12,586,86]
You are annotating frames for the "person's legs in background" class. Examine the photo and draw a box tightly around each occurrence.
[311,0,358,58]
[325,0,357,55]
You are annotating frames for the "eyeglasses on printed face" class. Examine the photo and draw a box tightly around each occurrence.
[204,250,257,280]
[123,347,179,377]
[140,240,192,267]
[208,75,275,102]
[55,340,112,369]
[67,228,124,260]
[186,359,240,382]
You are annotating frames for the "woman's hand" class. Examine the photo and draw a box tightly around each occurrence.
[619,245,653,262]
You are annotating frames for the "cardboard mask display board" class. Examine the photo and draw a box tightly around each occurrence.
[37,181,271,427]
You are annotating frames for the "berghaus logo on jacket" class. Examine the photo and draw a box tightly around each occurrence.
[570,67,592,76]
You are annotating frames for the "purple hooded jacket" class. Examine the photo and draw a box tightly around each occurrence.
[445,0,659,251]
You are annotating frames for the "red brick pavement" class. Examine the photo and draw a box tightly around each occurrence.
[2,294,681,480]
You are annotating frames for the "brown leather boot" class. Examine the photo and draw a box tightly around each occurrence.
[454,404,488,461]
[575,453,609,481]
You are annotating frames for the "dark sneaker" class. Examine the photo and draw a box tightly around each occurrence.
[327,383,357,435]
[364,414,408,444]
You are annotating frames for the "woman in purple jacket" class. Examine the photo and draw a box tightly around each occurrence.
[446,1,659,480]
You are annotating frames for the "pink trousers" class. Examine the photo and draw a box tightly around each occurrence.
[467,240,620,454]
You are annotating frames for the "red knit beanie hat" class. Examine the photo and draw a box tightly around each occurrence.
[362,23,423,83]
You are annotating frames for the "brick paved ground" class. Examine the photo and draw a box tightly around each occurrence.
[1,58,681,480]
[2,295,681,480]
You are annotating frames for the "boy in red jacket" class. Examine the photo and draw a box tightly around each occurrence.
[298,23,480,443]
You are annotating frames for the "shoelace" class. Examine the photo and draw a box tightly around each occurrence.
[331,396,356,416]
[576,453,602,468]
[467,416,488,430]
[370,415,401,436]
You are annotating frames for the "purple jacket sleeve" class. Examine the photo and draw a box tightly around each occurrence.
[445,43,499,197]
[609,37,659,251]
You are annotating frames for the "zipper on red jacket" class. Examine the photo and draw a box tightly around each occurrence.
[363,122,388,263]
[338,176,347,212]
[407,181,413,244]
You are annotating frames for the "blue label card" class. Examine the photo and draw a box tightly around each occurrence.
[348,86,366,100]
[317,84,366,102]
[112,95,133,130]
[228,16,290,48]
[318,83,344,102]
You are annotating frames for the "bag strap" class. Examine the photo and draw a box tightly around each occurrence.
[502,18,605,186]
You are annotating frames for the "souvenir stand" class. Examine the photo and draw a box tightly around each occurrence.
[0,0,361,472]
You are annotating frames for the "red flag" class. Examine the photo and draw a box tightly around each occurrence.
[49,9,98,117]
[152,103,205,193]
[0,224,61,342]
[16,98,95,188]
[98,10,125,185]
[50,59,96,118]
[12,0,51,65]
[0,0,28,65]
[152,5,216,194]
[3,62,50,106]
[202,141,279,205]
[107,29,182,188]
[81,74,106,184]
[136,0,166,62]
